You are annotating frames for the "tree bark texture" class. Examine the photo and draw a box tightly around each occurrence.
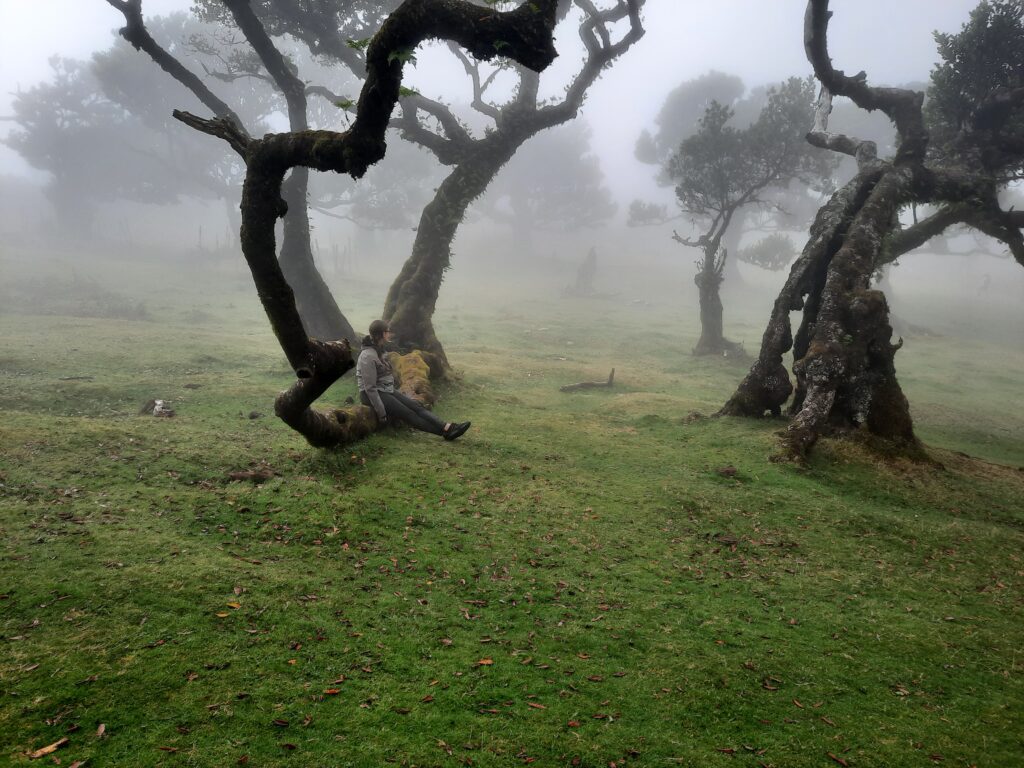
[383,2,645,369]
[720,162,920,461]
[105,0,355,344]
[780,168,919,460]
[719,166,881,420]
[202,0,561,446]
[715,0,1024,461]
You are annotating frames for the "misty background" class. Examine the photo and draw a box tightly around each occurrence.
[1,0,1021,348]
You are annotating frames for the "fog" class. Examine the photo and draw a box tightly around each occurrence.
[1,0,1021,354]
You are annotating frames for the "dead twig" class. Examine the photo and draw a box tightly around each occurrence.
[560,368,615,393]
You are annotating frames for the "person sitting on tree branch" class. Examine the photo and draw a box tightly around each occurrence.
[357,320,471,441]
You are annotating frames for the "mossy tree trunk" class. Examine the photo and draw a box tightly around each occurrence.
[693,240,744,356]
[719,0,1024,461]
[107,0,355,344]
[676,214,744,357]
[385,2,645,371]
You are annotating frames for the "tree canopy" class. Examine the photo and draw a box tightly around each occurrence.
[669,77,833,228]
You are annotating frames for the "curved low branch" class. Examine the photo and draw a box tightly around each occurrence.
[275,349,435,447]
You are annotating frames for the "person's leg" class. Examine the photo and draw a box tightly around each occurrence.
[379,391,446,435]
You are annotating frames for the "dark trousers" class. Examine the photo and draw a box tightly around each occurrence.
[361,390,447,436]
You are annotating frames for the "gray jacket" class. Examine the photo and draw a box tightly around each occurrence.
[356,345,395,420]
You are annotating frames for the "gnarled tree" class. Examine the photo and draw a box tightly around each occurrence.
[183,0,642,369]
[381,0,645,366]
[720,0,1024,461]
[103,0,564,447]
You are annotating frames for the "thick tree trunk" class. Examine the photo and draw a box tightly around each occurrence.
[778,167,919,460]
[693,244,742,356]
[719,164,920,460]
[383,139,523,368]
[111,0,565,449]
[719,167,882,417]
[278,168,357,342]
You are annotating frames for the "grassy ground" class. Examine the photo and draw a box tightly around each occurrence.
[1,252,1022,767]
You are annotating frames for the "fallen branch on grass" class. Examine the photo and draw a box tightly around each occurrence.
[560,368,615,393]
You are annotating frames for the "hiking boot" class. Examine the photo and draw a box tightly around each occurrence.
[444,421,471,441]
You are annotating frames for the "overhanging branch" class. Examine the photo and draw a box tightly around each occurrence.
[804,0,926,159]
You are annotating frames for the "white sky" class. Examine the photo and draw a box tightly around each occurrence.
[0,0,981,200]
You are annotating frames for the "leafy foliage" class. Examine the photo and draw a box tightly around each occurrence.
[3,54,235,232]
[737,233,798,271]
[925,0,1024,178]
[627,199,669,227]
[668,77,835,225]
[636,70,745,167]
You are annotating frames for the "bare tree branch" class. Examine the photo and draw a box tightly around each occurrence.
[401,94,472,147]
[172,109,249,156]
[805,85,878,164]
[446,42,502,120]
[672,230,706,249]
[804,0,926,159]
[222,0,308,130]
[103,0,249,141]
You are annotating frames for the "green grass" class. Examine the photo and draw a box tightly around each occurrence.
[1,254,1022,767]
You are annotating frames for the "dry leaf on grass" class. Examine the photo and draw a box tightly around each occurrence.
[27,737,68,759]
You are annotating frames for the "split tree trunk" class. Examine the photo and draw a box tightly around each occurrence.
[718,164,920,460]
[780,167,918,459]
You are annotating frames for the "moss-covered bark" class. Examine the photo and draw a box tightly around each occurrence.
[275,349,436,447]
[693,244,743,357]
[163,0,564,446]
[719,0,1024,461]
